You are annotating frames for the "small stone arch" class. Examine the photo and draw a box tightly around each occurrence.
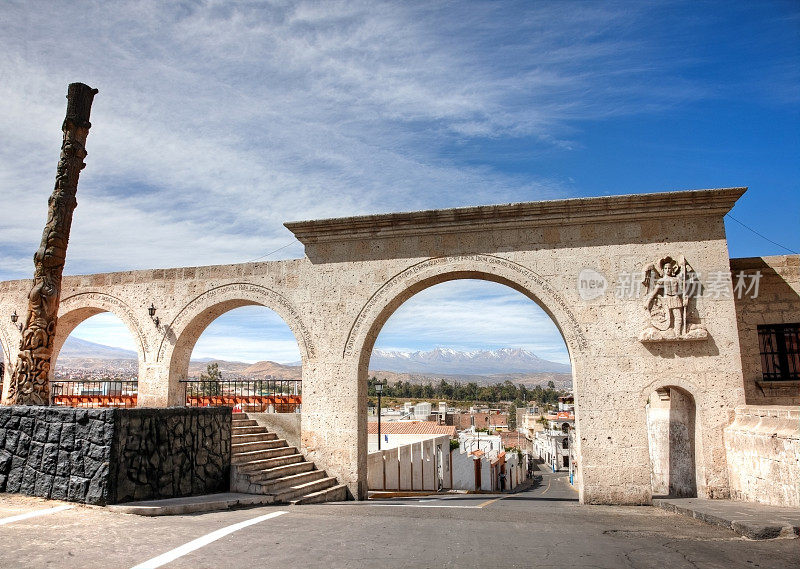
[160,283,314,401]
[0,323,12,368]
[0,323,13,388]
[642,382,703,499]
[53,292,149,378]
[637,375,708,414]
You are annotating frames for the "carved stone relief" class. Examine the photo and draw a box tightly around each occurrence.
[639,255,708,342]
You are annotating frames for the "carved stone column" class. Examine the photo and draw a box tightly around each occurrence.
[7,83,98,406]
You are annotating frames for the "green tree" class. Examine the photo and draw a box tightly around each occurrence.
[547,380,555,389]
[199,362,222,396]
[507,401,518,431]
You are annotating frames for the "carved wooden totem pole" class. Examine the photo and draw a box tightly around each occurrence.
[7,83,98,405]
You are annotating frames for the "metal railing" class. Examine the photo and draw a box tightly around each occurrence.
[51,380,138,408]
[180,377,301,413]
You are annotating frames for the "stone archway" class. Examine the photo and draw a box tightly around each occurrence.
[159,283,314,406]
[53,292,149,377]
[347,255,587,500]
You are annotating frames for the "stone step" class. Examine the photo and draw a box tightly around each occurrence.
[236,453,306,472]
[232,446,297,464]
[229,412,343,505]
[291,483,349,505]
[232,425,272,436]
[275,477,338,503]
[258,470,327,493]
[246,460,315,483]
[232,439,288,454]
[232,432,278,444]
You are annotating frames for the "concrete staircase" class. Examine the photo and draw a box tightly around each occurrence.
[230,413,347,505]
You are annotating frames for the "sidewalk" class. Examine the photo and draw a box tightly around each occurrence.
[653,497,800,540]
[107,492,275,516]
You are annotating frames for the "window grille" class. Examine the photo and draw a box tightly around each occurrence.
[757,323,800,381]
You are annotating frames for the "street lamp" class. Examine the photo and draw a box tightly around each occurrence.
[10,310,22,331]
[147,303,160,327]
[375,381,384,450]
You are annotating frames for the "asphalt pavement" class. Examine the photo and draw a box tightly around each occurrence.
[0,470,796,569]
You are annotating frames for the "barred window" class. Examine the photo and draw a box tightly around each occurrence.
[757,324,800,381]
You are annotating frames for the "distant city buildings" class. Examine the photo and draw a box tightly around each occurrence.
[531,396,575,474]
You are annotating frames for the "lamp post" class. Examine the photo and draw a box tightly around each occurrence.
[375,381,383,450]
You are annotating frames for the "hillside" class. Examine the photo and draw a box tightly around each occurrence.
[56,338,572,388]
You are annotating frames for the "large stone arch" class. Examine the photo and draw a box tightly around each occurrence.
[159,282,314,404]
[346,254,588,367]
[346,254,587,498]
[53,292,150,378]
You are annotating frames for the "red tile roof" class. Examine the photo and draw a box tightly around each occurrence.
[367,421,457,437]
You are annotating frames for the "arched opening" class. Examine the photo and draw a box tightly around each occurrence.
[176,305,302,413]
[359,277,573,495]
[645,386,698,498]
[51,312,140,408]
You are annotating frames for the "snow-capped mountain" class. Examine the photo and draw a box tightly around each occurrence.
[369,347,570,375]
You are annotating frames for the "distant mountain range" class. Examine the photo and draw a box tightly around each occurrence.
[57,338,571,387]
[59,337,137,360]
[369,347,570,374]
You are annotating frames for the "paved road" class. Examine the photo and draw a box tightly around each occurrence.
[0,471,796,568]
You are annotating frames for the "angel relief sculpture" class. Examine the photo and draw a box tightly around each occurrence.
[638,255,708,342]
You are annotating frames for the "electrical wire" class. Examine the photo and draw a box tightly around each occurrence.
[243,241,297,263]
[725,213,798,255]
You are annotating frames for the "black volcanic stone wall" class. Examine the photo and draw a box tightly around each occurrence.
[0,406,231,505]
[112,407,231,503]
[0,407,115,504]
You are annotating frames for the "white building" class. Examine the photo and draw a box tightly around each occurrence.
[532,396,575,472]
[458,428,502,455]
[367,420,456,452]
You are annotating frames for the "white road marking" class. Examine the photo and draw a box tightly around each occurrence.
[0,505,74,525]
[130,510,288,569]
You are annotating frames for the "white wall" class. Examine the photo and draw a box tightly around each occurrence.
[367,435,451,491]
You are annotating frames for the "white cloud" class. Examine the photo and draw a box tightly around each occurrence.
[66,312,138,351]
[4,1,794,365]
[190,305,301,364]
[375,280,570,364]
[0,0,717,280]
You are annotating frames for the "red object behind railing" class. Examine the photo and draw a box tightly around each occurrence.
[185,394,301,412]
[52,394,138,408]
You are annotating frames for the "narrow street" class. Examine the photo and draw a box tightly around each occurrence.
[0,470,795,569]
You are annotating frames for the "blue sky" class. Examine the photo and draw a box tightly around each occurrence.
[2,1,798,365]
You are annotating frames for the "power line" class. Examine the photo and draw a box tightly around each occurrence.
[243,241,297,263]
[725,214,798,255]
